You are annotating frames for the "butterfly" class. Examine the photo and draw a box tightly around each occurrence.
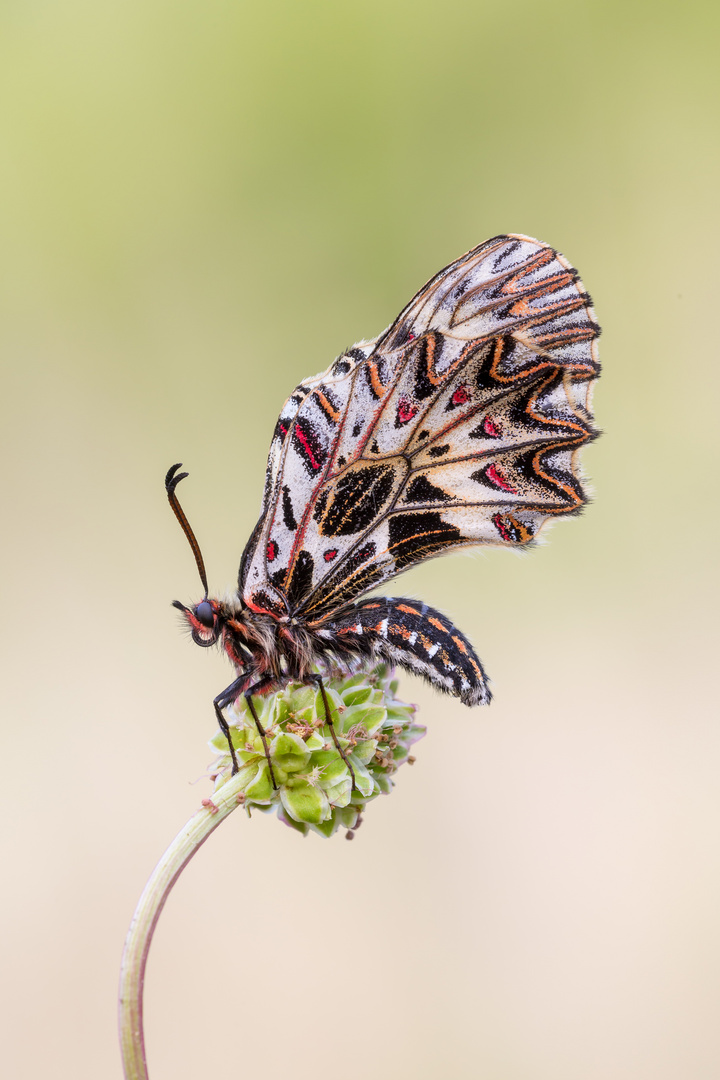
[167,234,600,789]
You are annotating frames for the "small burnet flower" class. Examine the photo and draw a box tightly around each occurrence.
[208,664,425,838]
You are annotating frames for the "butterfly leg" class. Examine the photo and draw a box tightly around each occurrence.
[213,674,250,775]
[242,676,279,791]
[307,674,357,793]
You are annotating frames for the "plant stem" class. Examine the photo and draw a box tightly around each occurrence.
[118,772,245,1080]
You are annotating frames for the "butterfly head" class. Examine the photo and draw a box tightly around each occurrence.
[172,597,223,647]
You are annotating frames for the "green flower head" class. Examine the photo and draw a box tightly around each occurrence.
[209,664,425,838]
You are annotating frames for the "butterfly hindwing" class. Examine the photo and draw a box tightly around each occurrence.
[240,235,600,618]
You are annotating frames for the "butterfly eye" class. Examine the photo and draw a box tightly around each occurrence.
[195,601,215,627]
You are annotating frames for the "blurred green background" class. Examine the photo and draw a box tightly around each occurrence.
[1,2,718,1078]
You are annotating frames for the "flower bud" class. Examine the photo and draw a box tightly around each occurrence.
[210,665,424,838]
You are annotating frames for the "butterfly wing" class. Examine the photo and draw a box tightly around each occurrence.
[240,234,600,620]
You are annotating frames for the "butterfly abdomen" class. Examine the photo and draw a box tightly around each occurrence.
[318,597,490,706]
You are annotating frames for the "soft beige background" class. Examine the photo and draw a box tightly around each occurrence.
[1,2,718,1078]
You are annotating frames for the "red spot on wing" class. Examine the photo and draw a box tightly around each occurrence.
[485,464,517,493]
[481,415,502,438]
[492,513,511,541]
[452,384,470,406]
[492,513,533,544]
[266,540,278,561]
[323,549,338,562]
[294,422,323,470]
[397,398,418,424]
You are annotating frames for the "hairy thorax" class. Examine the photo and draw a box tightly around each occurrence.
[220,602,317,681]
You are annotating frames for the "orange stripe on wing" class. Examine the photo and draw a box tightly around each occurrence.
[367,361,389,399]
[315,390,341,423]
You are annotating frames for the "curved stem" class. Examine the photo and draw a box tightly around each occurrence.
[118,772,245,1080]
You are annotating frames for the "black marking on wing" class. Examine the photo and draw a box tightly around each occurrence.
[285,550,315,608]
[315,464,396,537]
[403,474,451,504]
[388,511,463,570]
[412,333,445,400]
[300,542,382,615]
[282,485,297,531]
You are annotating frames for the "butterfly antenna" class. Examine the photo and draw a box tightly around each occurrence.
[165,463,210,597]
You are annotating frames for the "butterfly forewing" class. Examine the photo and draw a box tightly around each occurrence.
[240,235,599,620]
[381,234,597,362]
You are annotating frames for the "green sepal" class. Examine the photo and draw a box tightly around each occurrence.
[209,727,246,752]
[313,751,349,786]
[374,773,393,794]
[334,805,360,830]
[351,739,377,766]
[309,816,338,838]
[270,694,295,728]
[338,673,369,692]
[244,760,274,802]
[280,779,330,825]
[304,731,326,751]
[323,776,352,807]
[347,755,374,797]
[284,686,316,721]
[235,748,261,765]
[341,704,386,734]
[315,686,343,722]
[341,685,375,707]
[277,806,310,836]
[271,732,311,773]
